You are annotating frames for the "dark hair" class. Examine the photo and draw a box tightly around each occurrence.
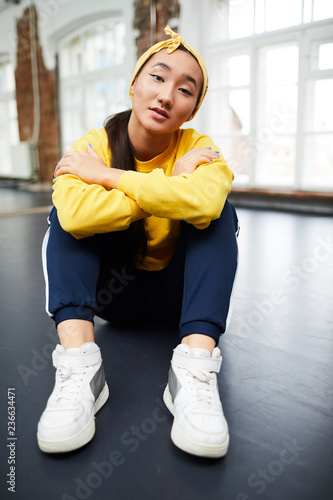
[104,110,147,266]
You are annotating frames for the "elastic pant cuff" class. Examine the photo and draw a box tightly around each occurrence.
[54,306,95,327]
[179,321,222,345]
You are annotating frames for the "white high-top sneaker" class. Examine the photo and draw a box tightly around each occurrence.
[37,342,109,453]
[163,344,229,458]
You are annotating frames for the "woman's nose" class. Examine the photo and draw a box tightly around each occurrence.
[158,88,173,107]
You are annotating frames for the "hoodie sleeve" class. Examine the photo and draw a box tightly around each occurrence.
[117,154,234,229]
[52,129,146,238]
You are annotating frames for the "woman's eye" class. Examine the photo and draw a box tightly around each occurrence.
[150,74,163,82]
[179,88,193,96]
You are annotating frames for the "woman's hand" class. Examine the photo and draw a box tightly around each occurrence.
[172,148,220,177]
[54,144,124,189]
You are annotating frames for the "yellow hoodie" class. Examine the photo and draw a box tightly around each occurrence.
[52,127,234,271]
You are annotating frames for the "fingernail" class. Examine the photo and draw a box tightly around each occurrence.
[53,174,56,179]
[214,150,220,154]
[209,159,213,162]
[206,147,212,149]
[88,143,92,147]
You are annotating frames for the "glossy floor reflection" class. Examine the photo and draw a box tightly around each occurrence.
[0,194,332,500]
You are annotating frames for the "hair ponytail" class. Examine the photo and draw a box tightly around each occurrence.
[104,110,147,266]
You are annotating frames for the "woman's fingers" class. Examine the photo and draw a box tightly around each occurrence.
[54,154,76,176]
[185,147,220,162]
[172,147,220,176]
[184,148,220,166]
[87,143,100,157]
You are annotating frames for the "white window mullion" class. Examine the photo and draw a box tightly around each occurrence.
[249,44,257,188]
[295,32,307,190]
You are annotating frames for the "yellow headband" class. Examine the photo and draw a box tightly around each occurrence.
[129,25,208,119]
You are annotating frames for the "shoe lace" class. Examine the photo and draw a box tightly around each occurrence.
[53,365,86,406]
[185,368,221,412]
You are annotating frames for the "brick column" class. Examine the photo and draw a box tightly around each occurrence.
[133,0,181,56]
[15,6,60,182]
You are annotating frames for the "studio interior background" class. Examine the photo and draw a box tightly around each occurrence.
[0,1,332,500]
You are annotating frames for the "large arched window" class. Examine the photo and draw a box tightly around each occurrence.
[58,19,129,153]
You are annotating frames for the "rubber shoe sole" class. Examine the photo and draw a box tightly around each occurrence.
[38,382,109,453]
[163,384,229,458]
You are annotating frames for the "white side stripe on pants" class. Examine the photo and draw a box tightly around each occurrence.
[41,226,53,318]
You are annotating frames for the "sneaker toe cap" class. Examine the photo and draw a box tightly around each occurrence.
[37,405,86,440]
[179,409,229,445]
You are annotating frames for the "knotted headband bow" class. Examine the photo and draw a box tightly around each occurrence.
[129,25,208,119]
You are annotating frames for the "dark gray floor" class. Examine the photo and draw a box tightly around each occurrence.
[0,188,332,500]
[0,185,52,214]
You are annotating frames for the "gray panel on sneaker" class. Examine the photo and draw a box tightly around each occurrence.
[168,366,182,402]
[90,364,106,400]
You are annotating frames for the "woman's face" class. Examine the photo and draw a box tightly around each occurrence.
[130,49,203,136]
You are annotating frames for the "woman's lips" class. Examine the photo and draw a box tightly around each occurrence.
[150,107,169,119]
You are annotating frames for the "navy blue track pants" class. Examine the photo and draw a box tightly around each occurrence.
[42,201,239,344]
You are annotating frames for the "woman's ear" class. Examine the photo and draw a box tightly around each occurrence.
[130,78,137,96]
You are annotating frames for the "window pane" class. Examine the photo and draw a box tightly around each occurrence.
[319,42,333,70]
[229,0,254,39]
[265,0,302,31]
[209,89,250,135]
[107,78,127,113]
[314,79,333,131]
[86,80,107,128]
[265,85,298,134]
[224,136,251,181]
[66,37,82,76]
[0,102,10,174]
[256,44,298,187]
[256,136,296,186]
[59,46,70,78]
[210,54,250,89]
[303,0,312,23]
[94,28,105,70]
[105,28,116,67]
[0,61,15,91]
[85,30,100,72]
[266,46,298,85]
[115,22,126,64]
[209,0,229,42]
[255,0,265,33]
[210,56,229,89]
[313,0,333,21]
[62,86,82,107]
[303,133,333,188]
[5,63,15,91]
[8,99,17,119]
[10,117,19,146]
[209,90,229,134]
[0,99,19,175]
[61,110,73,142]
[229,89,250,133]
[229,55,250,86]
[0,66,4,91]
[72,112,82,138]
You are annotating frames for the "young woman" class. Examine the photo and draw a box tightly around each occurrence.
[38,26,239,458]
